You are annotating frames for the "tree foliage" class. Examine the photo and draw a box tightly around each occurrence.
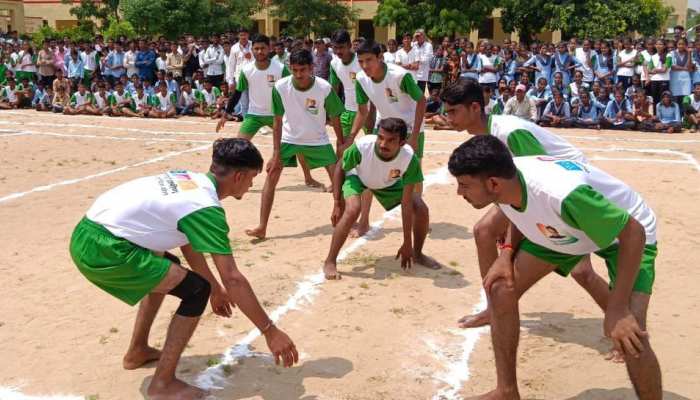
[500,0,673,42]
[374,0,498,39]
[270,0,357,38]
[61,0,121,28]
[120,0,259,39]
[102,16,137,41]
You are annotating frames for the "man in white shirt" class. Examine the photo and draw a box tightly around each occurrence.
[395,33,418,82]
[229,28,254,115]
[504,84,538,122]
[412,29,433,93]
[203,35,225,87]
[383,39,399,65]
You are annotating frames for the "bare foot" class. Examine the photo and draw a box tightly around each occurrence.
[147,378,208,400]
[414,252,442,270]
[349,222,371,238]
[458,309,491,329]
[466,388,520,400]
[245,226,266,240]
[323,184,334,193]
[123,346,162,370]
[305,178,324,189]
[323,260,341,280]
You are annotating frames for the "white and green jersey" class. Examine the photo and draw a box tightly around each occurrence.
[108,90,131,107]
[488,115,585,162]
[93,92,109,108]
[70,91,93,107]
[237,60,290,116]
[194,87,221,106]
[150,92,177,111]
[355,63,425,132]
[272,75,344,146]
[342,135,422,189]
[649,53,672,81]
[1,85,18,102]
[329,53,362,112]
[180,90,196,107]
[132,92,150,110]
[499,156,657,255]
[86,170,231,254]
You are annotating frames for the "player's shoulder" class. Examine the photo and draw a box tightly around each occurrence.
[274,75,293,90]
[313,76,333,92]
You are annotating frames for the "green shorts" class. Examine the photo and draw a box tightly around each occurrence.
[519,239,658,294]
[372,128,425,159]
[280,142,337,169]
[69,217,171,306]
[240,114,274,136]
[340,110,357,137]
[342,175,404,211]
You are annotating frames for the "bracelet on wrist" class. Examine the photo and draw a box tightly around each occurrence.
[260,320,275,334]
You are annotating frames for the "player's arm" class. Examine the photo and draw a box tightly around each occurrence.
[349,80,370,142]
[483,220,523,292]
[325,89,345,149]
[331,160,347,226]
[179,244,232,317]
[211,253,298,367]
[400,73,425,150]
[396,183,415,270]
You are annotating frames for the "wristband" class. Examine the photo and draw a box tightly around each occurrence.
[260,320,275,334]
[498,243,513,251]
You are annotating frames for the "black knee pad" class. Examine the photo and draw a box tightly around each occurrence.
[168,270,211,317]
[163,251,182,266]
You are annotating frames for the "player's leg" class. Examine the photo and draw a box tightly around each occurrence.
[123,292,165,369]
[570,256,610,311]
[299,144,337,192]
[298,154,324,189]
[411,193,440,269]
[624,292,662,399]
[351,190,373,238]
[476,250,559,400]
[246,143,292,239]
[323,189,363,280]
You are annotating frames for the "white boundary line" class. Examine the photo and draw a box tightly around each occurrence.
[0,144,210,204]
[0,119,218,137]
[0,128,211,144]
[0,387,81,400]
[0,109,218,126]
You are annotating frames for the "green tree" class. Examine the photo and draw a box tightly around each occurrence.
[374,0,498,39]
[500,0,673,42]
[61,0,121,28]
[120,0,258,39]
[270,0,357,38]
[102,16,137,41]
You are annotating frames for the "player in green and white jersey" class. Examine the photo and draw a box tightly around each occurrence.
[216,34,290,139]
[70,139,298,400]
[328,30,364,137]
[245,49,345,240]
[193,79,221,117]
[64,82,97,115]
[109,81,139,117]
[92,83,111,116]
[149,81,177,118]
[346,40,427,237]
[441,78,610,329]
[448,136,661,400]
[323,118,440,279]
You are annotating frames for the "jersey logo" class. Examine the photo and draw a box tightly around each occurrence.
[350,72,357,82]
[555,160,586,172]
[389,169,401,179]
[385,88,399,103]
[537,223,579,245]
[305,98,318,115]
[267,74,275,87]
[168,171,198,191]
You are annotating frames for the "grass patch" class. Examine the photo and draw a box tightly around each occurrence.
[206,357,220,367]
[341,252,379,267]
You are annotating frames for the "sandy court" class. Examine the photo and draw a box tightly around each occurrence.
[0,110,698,400]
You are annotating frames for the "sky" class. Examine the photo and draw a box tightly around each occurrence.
[691,0,699,11]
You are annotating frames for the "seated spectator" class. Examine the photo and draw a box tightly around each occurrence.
[148,81,177,118]
[573,90,601,129]
[527,77,551,121]
[483,85,497,115]
[19,77,35,108]
[211,82,229,120]
[64,82,97,115]
[549,71,570,103]
[682,82,700,132]
[426,88,442,117]
[52,85,68,113]
[568,70,589,104]
[92,83,112,115]
[131,84,151,117]
[633,89,656,131]
[177,81,196,116]
[0,77,21,109]
[194,79,221,117]
[654,90,682,133]
[35,85,53,112]
[602,88,635,130]
[109,81,139,117]
[625,74,644,99]
[504,83,537,122]
[31,82,47,109]
[540,89,573,127]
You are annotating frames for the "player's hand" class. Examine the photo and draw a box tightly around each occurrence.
[210,286,233,317]
[264,326,299,368]
[395,241,413,270]
[266,154,282,174]
[215,117,226,132]
[604,307,647,358]
[483,250,514,292]
[331,200,345,227]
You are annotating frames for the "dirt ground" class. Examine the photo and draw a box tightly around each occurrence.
[0,110,698,400]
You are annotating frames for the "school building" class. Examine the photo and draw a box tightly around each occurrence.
[0,0,689,43]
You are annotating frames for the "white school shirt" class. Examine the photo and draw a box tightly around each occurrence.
[616,49,638,77]
[412,41,433,82]
[330,53,362,112]
[395,47,418,81]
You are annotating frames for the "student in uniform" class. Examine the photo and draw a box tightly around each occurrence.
[193,79,221,117]
[670,38,692,105]
[573,90,601,129]
[682,82,700,131]
[460,41,480,81]
[92,83,112,115]
[527,77,552,122]
[616,38,638,89]
[109,81,139,117]
[575,39,597,86]
[322,118,439,279]
[648,39,672,105]
[602,88,635,130]
[149,81,177,118]
[539,89,573,127]
[654,90,682,133]
[594,41,615,83]
[553,41,578,86]
[524,45,553,86]
[64,82,97,115]
[245,49,344,240]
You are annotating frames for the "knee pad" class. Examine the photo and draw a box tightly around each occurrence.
[168,270,211,317]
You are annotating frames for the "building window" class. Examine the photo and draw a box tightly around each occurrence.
[358,19,375,41]
[479,17,494,40]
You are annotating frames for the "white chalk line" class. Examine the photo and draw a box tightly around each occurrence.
[0,128,211,144]
[0,119,220,137]
[0,109,218,126]
[0,144,210,204]
[0,387,82,400]
[194,166,453,394]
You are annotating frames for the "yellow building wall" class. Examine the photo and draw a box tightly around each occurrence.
[22,1,75,30]
[0,0,25,33]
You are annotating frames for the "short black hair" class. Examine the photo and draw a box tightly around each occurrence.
[448,136,516,179]
[378,118,408,141]
[289,48,313,66]
[356,39,381,56]
[331,29,351,45]
[440,78,484,111]
[251,34,270,46]
[210,138,264,175]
